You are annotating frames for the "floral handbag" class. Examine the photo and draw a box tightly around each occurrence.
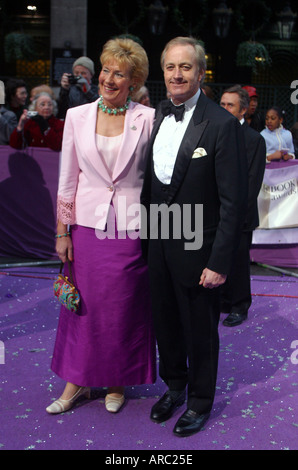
[53,260,80,313]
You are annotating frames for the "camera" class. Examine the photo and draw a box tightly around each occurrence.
[68,74,82,84]
[27,111,38,117]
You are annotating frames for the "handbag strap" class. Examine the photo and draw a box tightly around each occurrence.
[59,258,74,284]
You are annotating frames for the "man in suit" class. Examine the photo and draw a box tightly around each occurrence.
[220,85,266,326]
[141,37,248,437]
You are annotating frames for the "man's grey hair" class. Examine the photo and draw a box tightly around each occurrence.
[222,84,250,111]
[160,36,206,83]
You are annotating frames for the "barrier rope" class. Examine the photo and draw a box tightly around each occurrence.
[252,293,298,299]
[0,271,57,280]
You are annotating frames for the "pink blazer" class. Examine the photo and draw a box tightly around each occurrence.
[57,99,155,230]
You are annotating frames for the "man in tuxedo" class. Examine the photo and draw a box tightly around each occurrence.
[141,37,248,437]
[220,85,266,326]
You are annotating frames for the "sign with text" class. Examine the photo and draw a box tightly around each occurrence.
[258,161,298,229]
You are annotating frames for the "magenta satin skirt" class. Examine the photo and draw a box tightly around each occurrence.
[51,224,156,387]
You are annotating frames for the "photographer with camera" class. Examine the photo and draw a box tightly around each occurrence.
[9,92,64,151]
[57,56,99,119]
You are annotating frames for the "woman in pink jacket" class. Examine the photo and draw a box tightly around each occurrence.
[46,38,156,415]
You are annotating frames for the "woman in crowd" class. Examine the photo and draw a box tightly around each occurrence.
[5,78,28,120]
[46,37,156,415]
[261,106,295,162]
[9,92,64,151]
[133,85,151,107]
[29,84,56,102]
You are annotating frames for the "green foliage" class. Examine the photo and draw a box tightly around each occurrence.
[236,41,272,73]
[234,0,271,39]
[172,0,208,36]
[4,32,36,62]
[108,0,146,33]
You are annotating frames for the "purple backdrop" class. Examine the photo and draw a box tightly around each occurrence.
[0,145,60,259]
[0,146,297,266]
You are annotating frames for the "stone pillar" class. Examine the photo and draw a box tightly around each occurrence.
[51,0,87,51]
[50,0,88,87]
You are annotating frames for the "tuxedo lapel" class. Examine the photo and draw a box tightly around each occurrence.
[147,111,164,161]
[152,111,164,141]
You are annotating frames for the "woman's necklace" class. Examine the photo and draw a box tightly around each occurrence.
[98,95,131,115]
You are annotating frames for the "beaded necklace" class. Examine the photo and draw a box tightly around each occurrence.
[98,95,131,115]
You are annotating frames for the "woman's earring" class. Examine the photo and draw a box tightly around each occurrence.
[129,86,134,92]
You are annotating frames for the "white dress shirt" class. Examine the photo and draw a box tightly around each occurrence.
[153,88,201,184]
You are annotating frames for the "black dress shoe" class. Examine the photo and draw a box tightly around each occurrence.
[150,390,185,423]
[173,409,210,437]
[223,312,247,327]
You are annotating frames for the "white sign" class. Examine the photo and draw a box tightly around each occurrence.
[258,164,298,229]
[0,80,4,105]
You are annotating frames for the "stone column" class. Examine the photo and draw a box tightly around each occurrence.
[51,0,87,51]
[50,0,88,87]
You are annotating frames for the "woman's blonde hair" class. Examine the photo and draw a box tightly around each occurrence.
[100,37,149,93]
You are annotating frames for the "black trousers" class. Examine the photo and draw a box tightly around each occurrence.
[220,231,253,315]
[148,238,220,414]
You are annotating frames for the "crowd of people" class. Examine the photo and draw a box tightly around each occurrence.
[0,57,155,151]
[1,54,297,157]
[0,56,100,150]
[1,36,297,439]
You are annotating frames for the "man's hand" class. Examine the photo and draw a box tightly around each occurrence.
[199,268,227,289]
[60,73,71,90]
[75,77,90,93]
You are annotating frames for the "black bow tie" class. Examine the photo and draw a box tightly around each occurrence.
[161,101,185,122]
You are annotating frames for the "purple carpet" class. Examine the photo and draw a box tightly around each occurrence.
[1,265,298,451]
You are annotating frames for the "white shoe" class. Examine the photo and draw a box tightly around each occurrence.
[46,386,91,414]
[105,393,125,413]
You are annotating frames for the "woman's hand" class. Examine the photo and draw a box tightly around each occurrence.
[56,221,73,262]
[16,110,29,132]
[267,150,285,161]
[282,152,293,161]
[56,236,73,263]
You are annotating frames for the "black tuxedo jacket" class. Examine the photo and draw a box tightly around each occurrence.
[241,121,266,231]
[141,92,248,287]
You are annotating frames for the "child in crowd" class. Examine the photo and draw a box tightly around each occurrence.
[261,106,295,162]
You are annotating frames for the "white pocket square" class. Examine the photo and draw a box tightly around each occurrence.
[192,147,207,159]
